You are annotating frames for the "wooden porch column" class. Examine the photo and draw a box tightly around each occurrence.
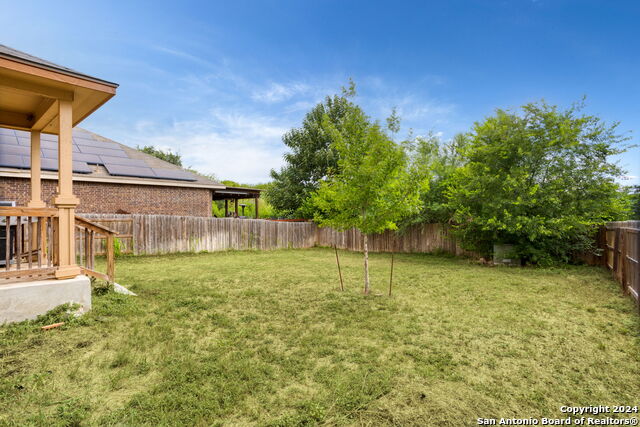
[234,199,238,216]
[225,199,229,217]
[254,196,259,219]
[53,99,81,279]
[27,131,46,208]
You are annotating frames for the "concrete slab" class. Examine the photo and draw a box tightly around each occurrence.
[0,275,91,324]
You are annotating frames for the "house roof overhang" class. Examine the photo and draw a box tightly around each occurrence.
[212,186,262,200]
[0,167,226,190]
[0,45,118,134]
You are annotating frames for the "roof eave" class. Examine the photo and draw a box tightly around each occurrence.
[0,51,119,89]
[0,169,226,190]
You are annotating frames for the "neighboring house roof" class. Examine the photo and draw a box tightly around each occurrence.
[0,44,118,88]
[212,186,262,200]
[0,127,224,190]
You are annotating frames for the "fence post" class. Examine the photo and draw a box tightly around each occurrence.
[620,229,627,295]
[617,228,626,294]
[613,228,620,290]
[599,227,607,268]
[637,228,640,312]
[106,233,115,283]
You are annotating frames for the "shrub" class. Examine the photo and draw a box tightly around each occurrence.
[447,100,631,264]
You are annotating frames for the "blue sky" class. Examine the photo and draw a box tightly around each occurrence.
[1,0,638,184]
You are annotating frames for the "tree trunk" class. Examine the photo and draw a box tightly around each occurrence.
[363,233,370,294]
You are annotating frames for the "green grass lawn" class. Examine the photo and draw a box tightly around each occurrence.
[1,248,639,426]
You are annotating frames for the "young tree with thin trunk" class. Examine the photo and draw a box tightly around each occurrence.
[311,103,427,294]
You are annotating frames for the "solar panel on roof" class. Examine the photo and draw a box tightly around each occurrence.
[73,152,102,164]
[42,148,57,159]
[99,155,148,167]
[104,163,156,178]
[0,145,30,156]
[74,137,121,150]
[72,161,92,174]
[40,140,58,150]
[0,135,18,145]
[78,145,128,157]
[40,142,71,151]
[42,146,82,158]
[38,158,92,174]
[0,154,27,168]
[151,168,198,181]
[0,126,213,184]
[16,130,57,141]
[40,158,57,171]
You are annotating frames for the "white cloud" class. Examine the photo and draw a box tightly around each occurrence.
[283,100,317,114]
[251,82,310,103]
[124,109,290,183]
[373,95,456,123]
[151,45,221,70]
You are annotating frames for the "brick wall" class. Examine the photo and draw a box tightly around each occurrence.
[0,177,212,217]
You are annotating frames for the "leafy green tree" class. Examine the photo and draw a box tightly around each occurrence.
[447,100,631,264]
[137,145,183,166]
[631,185,640,220]
[212,202,225,218]
[266,84,356,218]
[400,132,468,226]
[312,103,426,294]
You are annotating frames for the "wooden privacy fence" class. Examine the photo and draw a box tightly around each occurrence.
[316,223,472,255]
[78,214,469,257]
[81,214,317,255]
[599,220,640,309]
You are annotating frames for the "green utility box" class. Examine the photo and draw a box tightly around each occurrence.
[493,243,520,266]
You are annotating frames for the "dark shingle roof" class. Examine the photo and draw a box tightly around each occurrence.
[0,44,118,87]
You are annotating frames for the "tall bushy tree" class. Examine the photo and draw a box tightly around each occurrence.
[266,83,357,218]
[401,132,468,225]
[447,101,631,264]
[631,185,640,220]
[312,104,427,294]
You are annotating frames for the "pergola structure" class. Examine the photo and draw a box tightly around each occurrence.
[212,186,262,218]
[0,45,118,282]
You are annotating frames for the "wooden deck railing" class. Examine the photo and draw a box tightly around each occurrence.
[0,206,58,283]
[0,207,118,284]
[75,216,117,283]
